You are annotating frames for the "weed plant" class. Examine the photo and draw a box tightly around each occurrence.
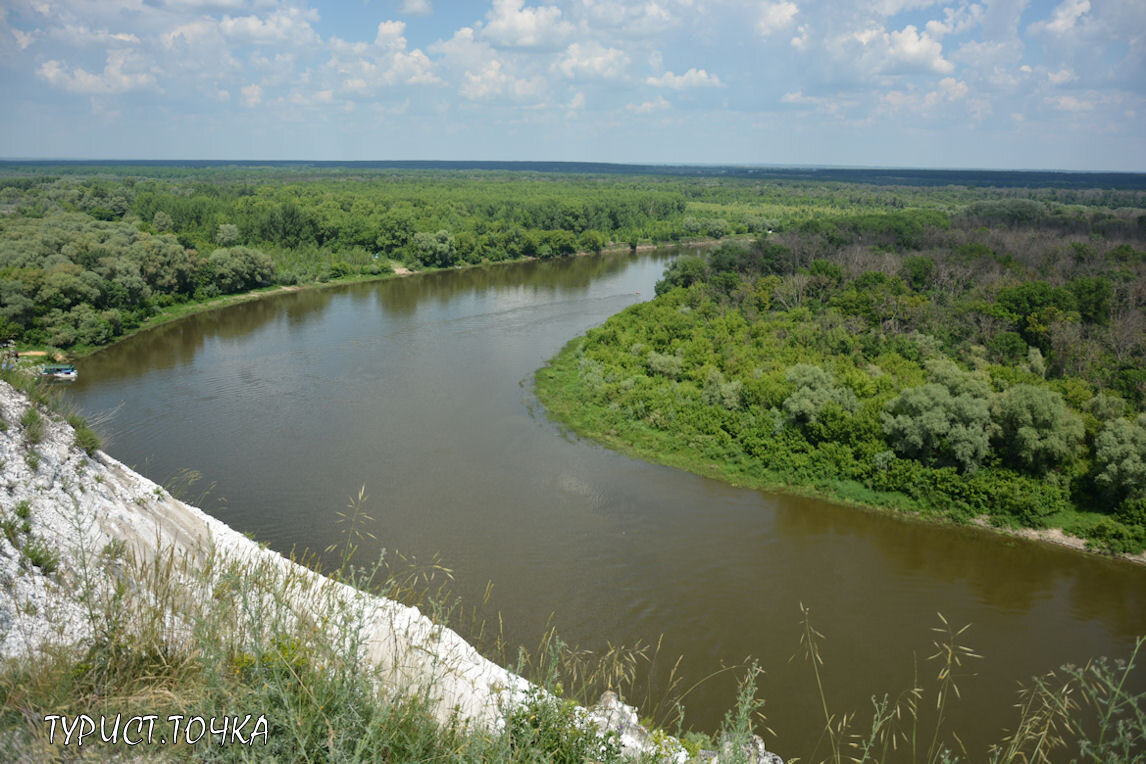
[0,473,1141,762]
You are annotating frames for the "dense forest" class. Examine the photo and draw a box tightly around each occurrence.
[535,198,1146,555]
[2,164,1144,354]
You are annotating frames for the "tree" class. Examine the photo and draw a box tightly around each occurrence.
[153,210,173,232]
[654,256,706,296]
[579,230,607,254]
[783,364,856,427]
[882,382,993,472]
[216,223,240,246]
[412,230,458,268]
[991,384,1083,475]
[1094,415,1146,504]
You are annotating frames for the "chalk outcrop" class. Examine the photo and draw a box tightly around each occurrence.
[0,381,781,762]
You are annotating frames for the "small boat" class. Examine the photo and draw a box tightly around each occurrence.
[39,364,78,382]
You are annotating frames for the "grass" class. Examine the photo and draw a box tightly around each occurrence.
[0,485,1142,761]
[19,407,42,446]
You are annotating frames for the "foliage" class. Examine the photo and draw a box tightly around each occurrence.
[1094,415,1146,504]
[882,381,993,473]
[537,194,1146,546]
[991,384,1084,475]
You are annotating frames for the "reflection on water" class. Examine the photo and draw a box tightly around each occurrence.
[67,249,1146,758]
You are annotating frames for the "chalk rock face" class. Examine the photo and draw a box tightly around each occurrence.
[590,691,659,759]
[589,691,784,764]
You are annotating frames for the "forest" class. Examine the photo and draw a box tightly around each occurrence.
[2,163,1143,355]
[535,194,1146,556]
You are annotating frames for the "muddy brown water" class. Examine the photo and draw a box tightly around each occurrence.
[66,250,1146,758]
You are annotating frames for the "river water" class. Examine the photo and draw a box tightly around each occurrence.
[65,249,1146,758]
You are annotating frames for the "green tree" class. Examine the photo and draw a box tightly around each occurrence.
[216,223,240,246]
[412,230,458,268]
[1094,415,1146,504]
[782,364,856,427]
[991,384,1084,475]
[882,383,993,472]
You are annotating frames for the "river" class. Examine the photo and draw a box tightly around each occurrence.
[65,249,1146,758]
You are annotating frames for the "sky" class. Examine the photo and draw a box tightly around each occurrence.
[0,0,1143,170]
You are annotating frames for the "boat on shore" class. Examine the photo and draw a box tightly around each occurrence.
[39,364,78,382]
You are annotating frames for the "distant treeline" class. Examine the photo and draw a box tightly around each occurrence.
[4,160,1146,190]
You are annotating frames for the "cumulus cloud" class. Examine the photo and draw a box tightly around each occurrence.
[37,49,158,94]
[460,57,544,100]
[758,2,798,37]
[325,23,440,94]
[886,24,954,74]
[923,76,968,106]
[1032,0,1091,35]
[480,0,573,49]
[553,41,629,79]
[220,8,321,47]
[627,95,669,112]
[925,3,985,39]
[646,67,724,89]
[1047,94,1094,111]
[12,28,38,50]
[241,82,262,106]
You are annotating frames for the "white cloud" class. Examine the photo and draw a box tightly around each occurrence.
[459,58,544,101]
[376,20,408,49]
[627,95,669,113]
[400,0,432,16]
[790,25,808,50]
[553,42,629,79]
[480,0,573,49]
[1035,0,1091,35]
[220,8,320,47]
[887,24,954,74]
[1047,94,1094,111]
[758,2,798,37]
[12,28,37,50]
[241,83,262,106]
[646,67,724,89]
[325,19,439,95]
[568,91,585,109]
[37,49,158,94]
[1048,68,1076,85]
[923,76,968,106]
[51,25,140,46]
[924,3,985,39]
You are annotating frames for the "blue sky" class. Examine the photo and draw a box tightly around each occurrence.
[1,0,1143,170]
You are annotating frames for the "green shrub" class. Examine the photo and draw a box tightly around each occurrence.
[20,407,44,445]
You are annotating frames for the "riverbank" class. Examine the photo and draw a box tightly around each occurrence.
[0,378,783,761]
[535,336,1146,567]
[24,236,742,363]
